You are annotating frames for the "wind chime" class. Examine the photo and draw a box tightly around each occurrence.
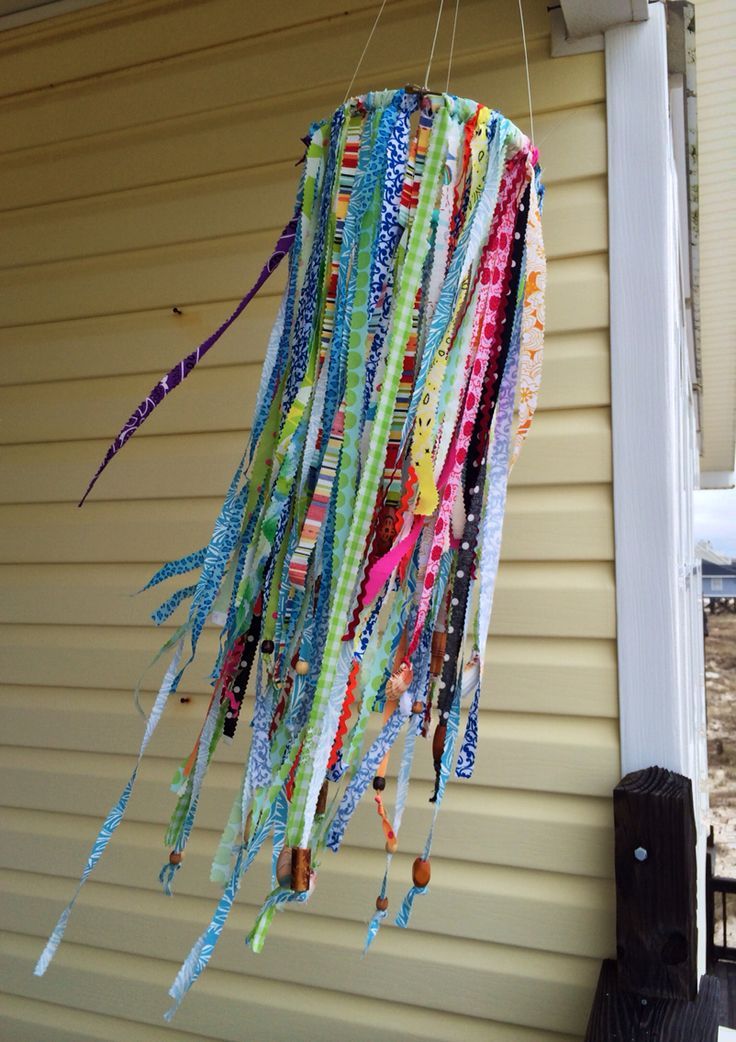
[35,0,545,1018]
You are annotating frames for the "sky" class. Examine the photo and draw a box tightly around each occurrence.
[694,487,736,558]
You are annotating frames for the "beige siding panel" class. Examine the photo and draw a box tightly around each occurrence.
[0,687,618,800]
[0,168,607,269]
[0,702,618,798]
[0,932,582,1042]
[0,1,615,1039]
[0,483,614,563]
[0,809,614,962]
[693,0,736,469]
[0,0,394,97]
[0,310,606,390]
[0,992,211,1042]
[0,29,596,160]
[0,408,612,504]
[0,745,613,876]
[0,241,603,329]
[0,872,603,1034]
[0,0,554,102]
[0,331,610,446]
[0,100,606,212]
[0,632,618,716]
[0,560,616,637]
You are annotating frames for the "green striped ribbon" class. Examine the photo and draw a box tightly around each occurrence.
[286,103,451,849]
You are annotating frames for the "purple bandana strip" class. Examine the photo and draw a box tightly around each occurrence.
[78,214,300,506]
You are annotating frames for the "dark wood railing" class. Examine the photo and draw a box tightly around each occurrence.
[707,833,736,963]
[585,767,720,1040]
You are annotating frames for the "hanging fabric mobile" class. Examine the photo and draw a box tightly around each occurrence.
[36,83,545,1014]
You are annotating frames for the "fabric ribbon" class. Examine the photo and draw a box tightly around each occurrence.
[79,215,300,505]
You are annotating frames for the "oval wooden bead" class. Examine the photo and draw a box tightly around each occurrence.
[316,779,329,815]
[385,837,398,854]
[412,857,431,887]
[430,630,447,675]
[411,700,424,715]
[372,775,386,791]
[169,850,183,865]
[291,847,311,892]
[431,630,447,657]
[376,896,389,912]
[261,639,275,654]
[295,659,310,675]
[276,846,293,888]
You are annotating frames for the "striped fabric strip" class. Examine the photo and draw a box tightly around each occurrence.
[287,103,451,850]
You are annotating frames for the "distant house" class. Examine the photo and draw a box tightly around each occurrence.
[702,561,736,599]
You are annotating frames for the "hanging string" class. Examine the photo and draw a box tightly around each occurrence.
[516,0,535,144]
[423,0,445,90]
[445,0,460,94]
[343,0,389,104]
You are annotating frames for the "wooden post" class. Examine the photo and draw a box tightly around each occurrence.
[585,960,720,1042]
[614,766,697,1000]
[584,767,720,1039]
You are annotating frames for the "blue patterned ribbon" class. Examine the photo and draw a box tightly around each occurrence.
[35,640,184,977]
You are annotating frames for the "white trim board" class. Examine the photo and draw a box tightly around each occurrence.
[607,4,695,778]
[606,3,708,974]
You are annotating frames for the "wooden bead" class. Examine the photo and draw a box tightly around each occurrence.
[430,630,447,675]
[374,505,397,555]
[295,659,310,675]
[411,700,424,715]
[276,846,293,888]
[376,896,389,912]
[316,779,329,816]
[291,847,312,892]
[169,850,183,865]
[385,837,398,854]
[412,857,431,887]
[261,639,275,654]
[372,775,386,791]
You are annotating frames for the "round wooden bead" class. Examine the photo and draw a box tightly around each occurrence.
[372,775,386,792]
[295,659,310,675]
[376,896,389,912]
[411,700,424,715]
[276,846,293,888]
[385,837,398,854]
[412,857,431,887]
[261,639,275,654]
[169,850,183,865]
[374,505,397,555]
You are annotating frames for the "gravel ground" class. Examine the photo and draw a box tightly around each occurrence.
[706,611,736,876]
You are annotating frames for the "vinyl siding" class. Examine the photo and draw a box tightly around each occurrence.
[0,1,617,1039]
[693,0,736,471]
